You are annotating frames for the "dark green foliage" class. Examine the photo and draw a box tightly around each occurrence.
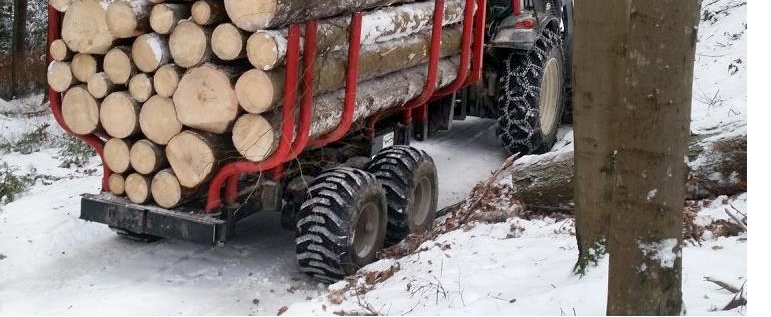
[55,135,95,168]
[12,123,52,154]
[0,161,34,204]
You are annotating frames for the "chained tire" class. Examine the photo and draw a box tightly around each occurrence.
[366,146,438,245]
[295,167,387,282]
[496,28,566,155]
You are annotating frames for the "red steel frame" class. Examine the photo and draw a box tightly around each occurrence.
[47,0,487,212]
[48,6,112,191]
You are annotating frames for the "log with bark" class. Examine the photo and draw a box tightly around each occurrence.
[166,130,234,188]
[224,0,417,31]
[233,56,461,161]
[139,95,184,145]
[506,134,748,212]
[212,23,248,61]
[125,173,153,204]
[192,0,227,25]
[71,53,100,83]
[105,0,153,38]
[104,46,137,85]
[128,73,154,102]
[87,72,117,98]
[62,0,116,54]
[104,138,133,173]
[153,64,185,98]
[246,0,467,70]
[50,39,73,62]
[150,3,191,35]
[173,63,243,133]
[130,139,168,175]
[101,91,141,138]
[152,168,197,208]
[169,21,214,68]
[132,33,171,73]
[48,61,75,93]
[237,25,463,114]
[61,85,101,135]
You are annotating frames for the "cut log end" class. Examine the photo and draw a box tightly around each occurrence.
[232,113,276,162]
[101,92,140,139]
[48,61,75,93]
[104,138,133,174]
[87,72,116,99]
[132,33,171,73]
[192,0,226,25]
[62,0,115,54]
[153,64,185,98]
[151,169,192,209]
[50,0,72,13]
[109,173,126,196]
[246,31,283,71]
[166,130,221,188]
[50,39,73,62]
[104,46,136,85]
[61,85,100,135]
[169,21,212,68]
[130,139,168,175]
[125,173,153,204]
[139,95,184,145]
[223,0,277,31]
[106,1,149,38]
[212,23,247,61]
[235,69,282,114]
[173,64,240,133]
[150,3,191,35]
[71,53,99,83]
[128,73,155,103]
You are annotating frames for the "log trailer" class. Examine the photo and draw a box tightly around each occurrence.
[48,0,573,282]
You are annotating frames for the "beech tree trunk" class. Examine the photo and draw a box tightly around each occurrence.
[233,57,460,161]
[245,0,467,71]
[224,0,417,31]
[237,26,463,114]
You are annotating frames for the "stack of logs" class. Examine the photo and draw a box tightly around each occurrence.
[48,0,469,209]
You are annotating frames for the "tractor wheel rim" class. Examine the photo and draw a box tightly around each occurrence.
[539,58,561,136]
[353,202,380,259]
[410,176,433,229]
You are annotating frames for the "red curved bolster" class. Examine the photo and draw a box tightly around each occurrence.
[48,5,111,191]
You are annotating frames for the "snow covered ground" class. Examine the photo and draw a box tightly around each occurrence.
[0,0,749,315]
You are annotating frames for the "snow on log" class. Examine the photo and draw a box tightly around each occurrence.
[104,46,137,85]
[62,85,101,135]
[101,91,141,138]
[139,95,184,145]
[132,33,171,73]
[246,0,467,70]
[105,0,153,38]
[173,63,243,133]
[62,0,116,54]
[169,21,214,68]
[150,3,191,35]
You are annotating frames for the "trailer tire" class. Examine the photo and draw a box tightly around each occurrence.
[496,28,566,155]
[295,167,387,282]
[367,146,438,245]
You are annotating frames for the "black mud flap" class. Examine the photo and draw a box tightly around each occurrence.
[80,193,229,244]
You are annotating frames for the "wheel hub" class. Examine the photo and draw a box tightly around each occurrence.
[539,58,561,135]
[353,202,380,259]
[409,175,433,229]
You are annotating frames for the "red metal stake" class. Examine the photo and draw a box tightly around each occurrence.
[467,0,488,85]
[432,0,476,99]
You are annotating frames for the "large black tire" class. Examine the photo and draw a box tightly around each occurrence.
[496,28,566,155]
[366,146,438,245]
[295,167,387,282]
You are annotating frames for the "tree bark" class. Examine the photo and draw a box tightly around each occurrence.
[125,173,153,204]
[151,168,197,208]
[166,130,233,188]
[173,63,244,133]
[169,20,214,68]
[139,95,184,145]
[132,33,171,73]
[101,91,141,138]
[104,138,134,174]
[61,85,101,135]
[233,57,460,161]
[104,46,137,85]
[212,23,248,61]
[87,72,117,99]
[150,3,190,35]
[191,0,226,26]
[130,139,168,175]
[128,73,154,102]
[153,64,185,98]
[237,25,462,114]
[62,0,116,54]
[245,0,467,71]
[603,1,700,315]
[224,0,417,31]
[105,0,153,38]
[47,61,75,93]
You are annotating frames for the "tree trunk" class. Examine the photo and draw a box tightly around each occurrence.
[572,0,630,274]
[169,21,214,68]
[151,168,197,208]
[62,0,116,54]
[153,64,185,98]
[132,33,171,73]
[130,139,168,175]
[87,72,117,99]
[47,61,75,93]
[604,1,700,315]
[61,85,101,135]
[237,25,462,114]
[105,0,153,38]
[109,173,126,196]
[192,0,226,26]
[101,91,141,139]
[139,95,184,145]
[104,46,137,85]
[212,23,248,61]
[245,0,467,71]
[125,173,153,204]
[508,134,748,211]
[224,0,417,31]
[128,73,154,102]
[233,57,460,161]
[50,39,73,62]
[166,130,234,188]
[150,3,190,35]
[104,138,134,174]
[71,53,101,83]
[173,63,244,133]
